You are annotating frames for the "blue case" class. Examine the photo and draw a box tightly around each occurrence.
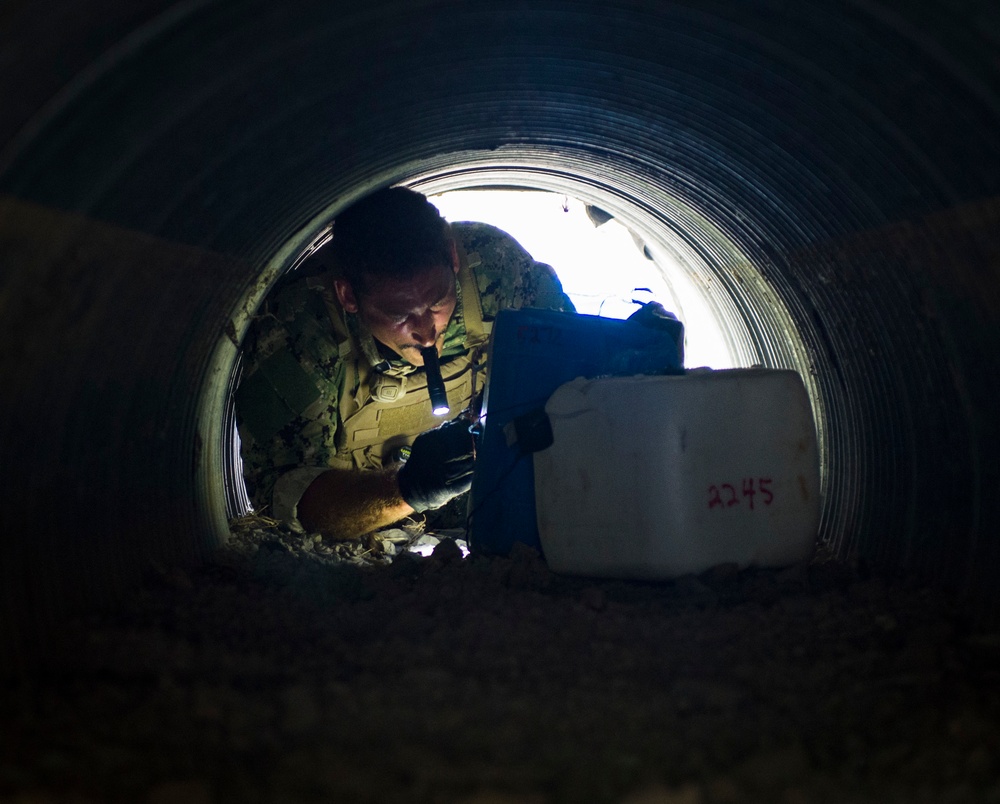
[468,307,684,555]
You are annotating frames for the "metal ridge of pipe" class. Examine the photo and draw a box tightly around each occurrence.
[2,0,1000,665]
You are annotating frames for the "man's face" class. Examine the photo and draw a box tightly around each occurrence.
[334,255,459,367]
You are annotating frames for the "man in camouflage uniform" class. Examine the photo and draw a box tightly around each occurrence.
[235,187,575,539]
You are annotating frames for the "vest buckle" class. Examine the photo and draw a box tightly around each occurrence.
[370,373,407,403]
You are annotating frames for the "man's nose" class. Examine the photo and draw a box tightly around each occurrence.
[409,311,437,348]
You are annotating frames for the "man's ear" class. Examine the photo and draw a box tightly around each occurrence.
[333,278,359,313]
[449,239,460,275]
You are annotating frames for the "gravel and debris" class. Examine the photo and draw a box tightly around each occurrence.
[2,518,999,804]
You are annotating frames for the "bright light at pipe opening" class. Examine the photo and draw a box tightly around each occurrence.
[429,189,733,369]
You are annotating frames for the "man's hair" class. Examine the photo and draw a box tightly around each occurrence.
[330,187,452,296]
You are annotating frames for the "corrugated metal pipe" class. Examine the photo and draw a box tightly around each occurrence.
[2,0,999,665]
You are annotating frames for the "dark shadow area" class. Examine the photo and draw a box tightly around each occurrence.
[2,524,995,803]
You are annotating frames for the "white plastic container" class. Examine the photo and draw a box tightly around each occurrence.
[534,369,820,579]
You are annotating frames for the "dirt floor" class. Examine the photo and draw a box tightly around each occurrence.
[2,518,999,804]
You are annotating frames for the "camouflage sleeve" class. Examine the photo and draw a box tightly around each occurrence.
[234,278,347,514]
[455,222,576,319]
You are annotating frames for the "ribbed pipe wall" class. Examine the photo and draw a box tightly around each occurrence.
[1,0,999,664]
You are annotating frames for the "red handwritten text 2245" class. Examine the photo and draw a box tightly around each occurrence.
[707,478,774,511]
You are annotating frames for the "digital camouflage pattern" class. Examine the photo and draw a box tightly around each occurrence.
[235,222,575,514]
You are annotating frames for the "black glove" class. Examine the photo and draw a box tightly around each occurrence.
[627,301,678,327]
[628,301,685,366]
[397,418,476,513]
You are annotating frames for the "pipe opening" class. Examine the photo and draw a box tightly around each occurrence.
[222,168,828,548]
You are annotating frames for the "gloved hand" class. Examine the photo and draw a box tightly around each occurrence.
[627,301,685,366]
[627,301,679,327]
[397,418,476,512]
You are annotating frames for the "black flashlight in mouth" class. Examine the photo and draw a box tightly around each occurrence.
[420,346,450,416]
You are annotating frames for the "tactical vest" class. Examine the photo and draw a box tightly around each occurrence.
[316,241,491,471]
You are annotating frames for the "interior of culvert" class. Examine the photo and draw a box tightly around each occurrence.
[1,0,999,669]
